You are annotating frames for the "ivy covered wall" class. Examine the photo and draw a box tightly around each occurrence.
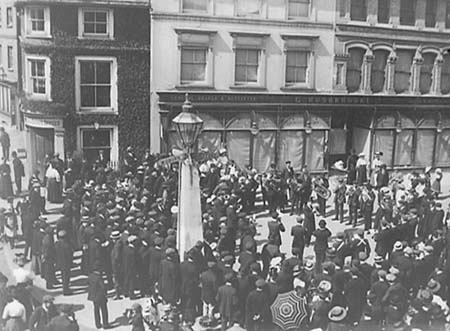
[21,4,150,163]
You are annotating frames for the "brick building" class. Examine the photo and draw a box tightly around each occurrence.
[15,0,150,175]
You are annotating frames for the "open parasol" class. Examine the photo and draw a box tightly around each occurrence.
[270,291,308,330]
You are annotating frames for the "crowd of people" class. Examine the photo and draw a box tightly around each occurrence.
[0,144,449,331]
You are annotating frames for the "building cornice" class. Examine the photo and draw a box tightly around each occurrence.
[15,0,148,8]
[151,12,333,30]
[337,24,450,46]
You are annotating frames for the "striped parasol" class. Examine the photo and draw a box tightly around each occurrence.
[270,291,308,330]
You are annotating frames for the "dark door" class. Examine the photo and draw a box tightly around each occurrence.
[31,127,54,177]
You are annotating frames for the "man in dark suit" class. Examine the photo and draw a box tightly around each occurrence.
[55,230,73,295]
[47,305,79,331]
[87,269,109,329]
[291,215,306,263]
[313,220,331,273]
[246,279,270,331]
[180,252,201,323]
[122,235,138,299]
[12,151,25,195]
[200,261,219,319]
[159,248,181,305]
[29,295,58,331]
[267,212,285,248]
[216,273,239,331]
[88,232,103,273]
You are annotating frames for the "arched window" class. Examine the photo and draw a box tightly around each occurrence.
[394,50,414,94]
[346,48,365,92]
[441,53,450,95]
[419,52,436,94]
[371,49,389,93]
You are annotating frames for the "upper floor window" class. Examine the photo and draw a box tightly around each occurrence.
[394,50,414,93]
[446,0,450,29]
[26,7,50,37]
[378,0,390,23]
[6,7,13,28]
[78,9,114,39]
[286,51,310,85]
[26,56,51,99]
[231,32,268,87]
[182,0,208,12]
[425,0,437,28]
[236,0,261,17]
[350,0,367,21]
[7,46,13,71]
[181,48,207,82]
[75,57,117,112]
[400,0,416,26]
[288,0,310,18]
[346,48,365,92]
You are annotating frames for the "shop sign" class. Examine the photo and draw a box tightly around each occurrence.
[24,116,63,129]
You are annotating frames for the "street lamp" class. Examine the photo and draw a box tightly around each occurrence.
[172,94,203,153]
[172,93,203,261]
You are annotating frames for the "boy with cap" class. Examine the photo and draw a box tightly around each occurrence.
[245,279,269,331]
[29,295,58,331]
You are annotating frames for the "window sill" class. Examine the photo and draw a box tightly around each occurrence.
[26,94,52,102]
[230,85,266,91]
[281,86,315,92]
[77,109,118,115]
[78,35,114,41]
[175,84,215,90]
[25,34,52,39]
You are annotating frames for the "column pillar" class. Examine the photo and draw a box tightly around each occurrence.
[390,0,401,27]
[367,0,378,25]
[360,48,374,94]
[177,158,202,261]
[409,47,423,95]
[384,49,397,95]
[54,128,65,162]
[430,52,443,95]
[415,0,426,29]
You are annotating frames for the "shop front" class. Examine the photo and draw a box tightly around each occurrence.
[22,111,65,176]
[157,92,450,173]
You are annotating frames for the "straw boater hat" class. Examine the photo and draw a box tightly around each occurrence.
[427,279,441,293]
[328,306,347,322]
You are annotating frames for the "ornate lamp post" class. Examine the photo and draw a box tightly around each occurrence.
[172,94,204,260]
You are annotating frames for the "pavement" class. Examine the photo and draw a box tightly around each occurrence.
[1,173,450,330]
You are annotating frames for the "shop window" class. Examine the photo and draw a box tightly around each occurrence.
[346,48,365,92]
[227,131,250,168]
[435,130,450,166]
[425,0,437,27]
[6,7,13,28]
[288,0,310,18]
[26,55,51,100]
[26,7,50,37]
[419,52,436,94]
[350,0,367,21]
[253,131,276,172]
[278,131,304,171]
[378,0,390,23]
[75,56,117,112]
[394,50,414,94]
[371,49,389,93]
[198,132,221,153]
[400,0,416,26]
[373,130,394,167]
[441,53,450,94]
[415,129,435,166]
[394,130,414,166]
[305,131,325,170]
[78,8,114,39]
[182,0,208,12]
[236,0,261,17]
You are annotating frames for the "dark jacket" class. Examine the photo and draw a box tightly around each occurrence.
[29,305,58,331]
[313,228,331,252]
[159,257,181,305]
[55,238,73,270]
[87,271,107,303]
[216,283,238,320]
[47,315,80,331]
[200,268,218,304]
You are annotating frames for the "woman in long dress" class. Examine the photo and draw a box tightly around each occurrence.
[0,158,13,199]
[2,287,26,331]
[46,163,62,203]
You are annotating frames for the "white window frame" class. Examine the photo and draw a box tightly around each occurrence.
[175,29,216,88]
[78,8,114,39]
[286,0,311,20]
[7,46,13,71]
[25,7,51,38]
[0,8,2,28]
[283,50,314,88]
[75,56,118,113]
[181,0,209,13]
[6,7,13,28]
[231,33,268,88]
[77,125,118,167]
[25,55,51,100]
